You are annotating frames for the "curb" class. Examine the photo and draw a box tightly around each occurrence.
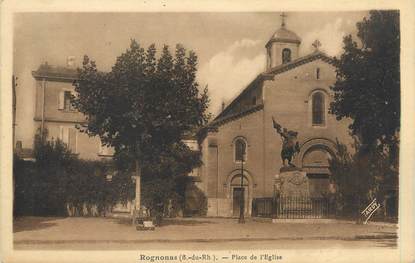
[14,234,397,245]
[252,217,398,227]
[365,221,398,227]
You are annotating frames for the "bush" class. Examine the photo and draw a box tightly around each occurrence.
[14,129,205,218]
[13,130,116,217]
[183,182,207,217]
[329,139,399,220]
[13,155,37,216]
[64,159,115,216]
[112,142,204,218]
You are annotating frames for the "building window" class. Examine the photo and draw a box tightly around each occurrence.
[312,92,325,125]
[316,68,320,79]
[59,90,76,111]
[282,48,291,64]
[235,138,247,162]
[59,126,77,153]
[252,96,257,105]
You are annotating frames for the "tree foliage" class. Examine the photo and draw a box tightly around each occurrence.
[72,40,210,211]
[74,41,209,156]
[330,10,400,155]
[329,11,400,220]
[329,139,398,219]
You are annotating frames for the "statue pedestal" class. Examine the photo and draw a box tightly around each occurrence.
[275,168,309,197]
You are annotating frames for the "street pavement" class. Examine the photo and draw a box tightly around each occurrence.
[13,216,397,250]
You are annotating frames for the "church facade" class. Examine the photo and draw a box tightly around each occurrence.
[197,21,353,217]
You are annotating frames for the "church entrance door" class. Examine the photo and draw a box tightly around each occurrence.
[230,174,250,217]
[232,187,244,217]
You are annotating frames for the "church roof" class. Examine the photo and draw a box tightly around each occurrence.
[210,104,264,128]
[265,50,334,75]
[213,73,271,122]
[196,104,264,141]
[266,26,302,46]
[205,51,335,132]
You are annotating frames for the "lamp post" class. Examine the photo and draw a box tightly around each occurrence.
[273,174,281,220]
[238,150,245,224]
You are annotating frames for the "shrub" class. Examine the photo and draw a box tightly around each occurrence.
[14,130,115,217]
[329,139,398,220]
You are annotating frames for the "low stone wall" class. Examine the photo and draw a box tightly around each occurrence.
[207,198,232,217]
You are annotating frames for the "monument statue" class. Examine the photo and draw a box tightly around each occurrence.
[272,117,300,167]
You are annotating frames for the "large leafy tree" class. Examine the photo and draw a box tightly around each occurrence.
[330,10,400,159]
[329,11,400,219]
[72,40,210,212]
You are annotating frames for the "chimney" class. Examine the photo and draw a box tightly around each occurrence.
[221,101,225,112]
[66,56,76,68]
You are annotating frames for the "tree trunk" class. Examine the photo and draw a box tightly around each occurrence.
[356,195,363,224]
[134,159,141,211]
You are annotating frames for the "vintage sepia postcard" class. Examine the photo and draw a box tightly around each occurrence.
[1,0,414,262]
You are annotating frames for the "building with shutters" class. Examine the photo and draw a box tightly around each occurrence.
[196,19,354,217]
[32,62,114,160]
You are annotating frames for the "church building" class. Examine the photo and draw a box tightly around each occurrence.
[197,17,353,217]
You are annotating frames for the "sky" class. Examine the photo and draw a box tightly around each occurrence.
[13,11,368,148]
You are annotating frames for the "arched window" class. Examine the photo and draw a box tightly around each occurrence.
[234,138,247,162]
[282,48,291,64]
[312,92,325,125]
[316,68,320,79]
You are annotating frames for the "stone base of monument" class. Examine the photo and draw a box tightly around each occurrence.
[276,168,309,197]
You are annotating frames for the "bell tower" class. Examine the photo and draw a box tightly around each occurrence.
[266,13,301,70]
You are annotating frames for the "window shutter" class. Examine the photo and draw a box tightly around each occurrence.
[68,128,77,153]
[65,128,69,144]
[59,126,69,144]
[58,91,65,110]
[59,126,64,141]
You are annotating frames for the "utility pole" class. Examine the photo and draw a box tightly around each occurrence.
[12,75,17,148]
[238,149,245,224]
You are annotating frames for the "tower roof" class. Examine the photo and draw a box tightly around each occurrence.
[266,13,301,47]
[266,27,302,47]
